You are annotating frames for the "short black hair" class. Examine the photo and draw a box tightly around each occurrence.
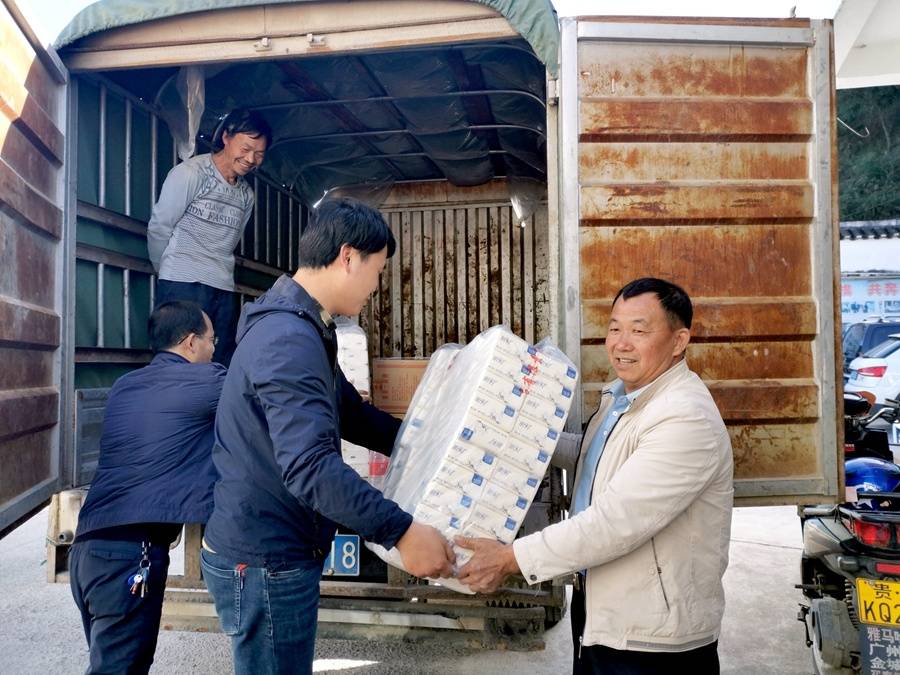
[212,108,272,149]
[297,198,396,269]
[613,278,693,329]
[149,301,207,352]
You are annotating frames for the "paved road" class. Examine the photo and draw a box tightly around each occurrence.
[0,506,810,674]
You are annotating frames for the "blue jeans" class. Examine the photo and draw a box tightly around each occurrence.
[201,548,322,674]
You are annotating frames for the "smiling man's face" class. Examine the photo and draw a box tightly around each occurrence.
[605,292,690,393]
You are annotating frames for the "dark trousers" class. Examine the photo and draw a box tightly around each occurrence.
[571,586,720,675]
[156,279,238,366]
[69,540,171,675]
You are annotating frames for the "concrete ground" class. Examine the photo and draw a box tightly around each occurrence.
[0,506,810,674]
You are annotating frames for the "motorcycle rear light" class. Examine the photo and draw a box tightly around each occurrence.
[876,562,900,576]
[847,519,893,548]
[845,443,856,453]
[858,365,888,378]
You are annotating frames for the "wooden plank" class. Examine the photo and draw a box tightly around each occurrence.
[477,208,489,332]
[412,210,424,357]
[433,210,445,349]
[532,206,550,342]
[455,208,468,343]
[400,211,413,355]
[0,296,59,347]
[579,142,810,182]
[500,206,511,329]
[444,209,458,343]
[581,341,814,383]
[0,388,59,440]
[523,211,534,344]
[511,210,523,337]
[729,423,820,480]
[0,23,60,137]
[488,206,501,327]
[422,210,434,355]
[577,43,808,98]
[64,18,517,71]
[466,207,479,342]
[390,212,402,356]
[582,297,818,341]
[580,100,812,138]
[580,225,812,299]
[580,183,813,221]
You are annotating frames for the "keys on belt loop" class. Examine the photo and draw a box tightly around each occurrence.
[128,541,153,598]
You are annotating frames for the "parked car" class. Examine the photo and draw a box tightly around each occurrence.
[842,320,900,378]
[845,334,900,407]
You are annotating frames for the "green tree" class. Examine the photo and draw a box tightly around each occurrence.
[837,85,900,221]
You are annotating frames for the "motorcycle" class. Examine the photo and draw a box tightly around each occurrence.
[798,394,900,674]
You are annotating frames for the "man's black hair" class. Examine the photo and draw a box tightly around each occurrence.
[297,198,396,268]
[212,108,272,149]
[149,301,208,353]
[613,278,693,329]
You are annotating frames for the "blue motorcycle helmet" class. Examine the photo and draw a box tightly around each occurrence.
[846,457,900,510]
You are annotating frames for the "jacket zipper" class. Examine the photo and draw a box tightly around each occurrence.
[650,538,670,611]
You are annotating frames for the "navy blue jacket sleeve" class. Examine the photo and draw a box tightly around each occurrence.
[249,321,412,548]
[337,367,402,455]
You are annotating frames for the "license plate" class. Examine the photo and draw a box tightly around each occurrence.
[857,578,900,626]
[323,534,360,576]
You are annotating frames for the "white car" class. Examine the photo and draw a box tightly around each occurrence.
[846,334,900,407]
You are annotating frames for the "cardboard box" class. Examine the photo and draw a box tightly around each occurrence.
[372,358,430,415]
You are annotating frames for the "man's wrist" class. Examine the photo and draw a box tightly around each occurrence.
[503,544,521,575]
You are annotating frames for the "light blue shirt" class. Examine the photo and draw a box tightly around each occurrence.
[569,381,647,516]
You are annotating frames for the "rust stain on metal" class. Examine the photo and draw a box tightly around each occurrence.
[580,100,812,137]
[729,423,818,479]
[578,43,807,98]
[580,142,809,183]
[580,224,812,300]
[708,381,818,421]
[0,428,53,503]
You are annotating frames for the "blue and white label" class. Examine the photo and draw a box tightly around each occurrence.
[555,407,565,419]
[538,451,549,463]
[504,406,515,417]
[460,494,473,508]
[504,517,518,531]
[562,387,572,398]
[516,497,528,510]
[471,474,484,486]
[461,427,473,440]
[323,534,360,577]
[548,429,558,440]
[527,346,537,356]
[521,365,532,376]
[512,385,523,397]
[450,517,461,529]
[527,477,539,488]
[482,453,495,465]
[567,366,577,379]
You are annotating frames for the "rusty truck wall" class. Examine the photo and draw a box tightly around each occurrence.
[560,18,840,503]
[0,3,68,535]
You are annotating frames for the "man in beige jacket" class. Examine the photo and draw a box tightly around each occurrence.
[456,277,734,674]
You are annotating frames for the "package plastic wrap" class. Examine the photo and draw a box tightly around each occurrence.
[335,317,387,488]
[367,325,577,593]
[155,65,205,161]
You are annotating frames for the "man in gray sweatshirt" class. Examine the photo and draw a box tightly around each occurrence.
[147,108,271,365]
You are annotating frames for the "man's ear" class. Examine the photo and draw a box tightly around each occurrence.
[338,243,353,271]
[674,328,691,357]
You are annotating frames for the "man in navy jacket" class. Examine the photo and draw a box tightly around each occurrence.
[69,301,225,674]
[202,198,454,674]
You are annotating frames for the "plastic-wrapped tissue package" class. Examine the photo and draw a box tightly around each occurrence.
[367,325,578,593]
[335,317,388,488]
[335,317,370,395]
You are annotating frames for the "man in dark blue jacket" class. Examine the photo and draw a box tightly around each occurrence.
[202,198,454,674]
[69,300,225,674]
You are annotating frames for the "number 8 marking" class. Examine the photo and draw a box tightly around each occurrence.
[342,541,357,571]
